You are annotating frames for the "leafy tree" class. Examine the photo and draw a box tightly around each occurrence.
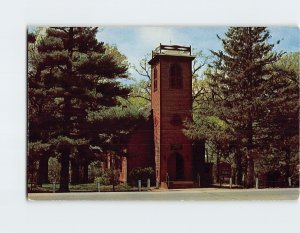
[191,50,211,104]
[184,88,236,183]
[28,27,130,192]
[131,54,152,102]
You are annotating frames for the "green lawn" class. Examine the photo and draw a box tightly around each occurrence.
[27,183,151,193]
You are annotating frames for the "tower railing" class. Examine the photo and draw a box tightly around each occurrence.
[152,43,192,58]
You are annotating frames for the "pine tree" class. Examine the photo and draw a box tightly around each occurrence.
[206,27,284,187]
[28,27,130,192]
[28,28,56,185]
[259,52,299,184]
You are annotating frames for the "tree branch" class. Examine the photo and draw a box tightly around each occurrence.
[130,94,151,102]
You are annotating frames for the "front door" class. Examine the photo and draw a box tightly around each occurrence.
[167,153,184,181]
[176,154,184,180]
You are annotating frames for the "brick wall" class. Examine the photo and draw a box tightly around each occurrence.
[151,61,161,185]
[151,55,193,183]
[126,120,155,181]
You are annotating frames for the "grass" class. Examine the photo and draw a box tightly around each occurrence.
[27,183,151,193]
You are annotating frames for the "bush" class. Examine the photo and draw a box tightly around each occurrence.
[128,167,155,186]
[94,171,110,185]
[48,157,60,183]
[94,169,120,186]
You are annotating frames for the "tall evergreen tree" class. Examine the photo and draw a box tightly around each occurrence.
[28,28,55,185]
[28,27,130,192]
[205,27,284,187]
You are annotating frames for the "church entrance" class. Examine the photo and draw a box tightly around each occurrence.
[167,152,184,181]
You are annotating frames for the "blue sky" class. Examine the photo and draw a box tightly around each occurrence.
[97,26,299,80]
[29,26,299,80]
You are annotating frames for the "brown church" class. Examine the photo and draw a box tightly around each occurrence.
[120,44,210,188]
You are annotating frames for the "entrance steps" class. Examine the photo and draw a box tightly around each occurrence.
[167,181,196,189]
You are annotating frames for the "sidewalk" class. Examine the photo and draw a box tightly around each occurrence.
[28,187,299,201]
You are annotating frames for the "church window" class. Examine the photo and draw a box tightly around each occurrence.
[169,64,182,89]
[153,67,158,91]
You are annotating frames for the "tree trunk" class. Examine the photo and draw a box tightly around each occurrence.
[59,147,70,192]
[82,161,89,183]
[59,27,73,192]
[235,152,243,185]
[71,159,80,185]
[284,147,291,187]
[246,121,254,188]
[112,175,115,192]
[37,155,49,186]
[246,156,254,188]
[216,152,220,183]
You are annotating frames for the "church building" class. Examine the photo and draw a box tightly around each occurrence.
[121,44,210,188]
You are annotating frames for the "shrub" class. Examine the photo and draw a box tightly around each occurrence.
[94,171,110,185]
[48,157,60,183]
[128,167,155,186]
[94,169,120,186]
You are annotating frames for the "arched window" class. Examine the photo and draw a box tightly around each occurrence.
[153,67,158,91]
[169,64,182,89]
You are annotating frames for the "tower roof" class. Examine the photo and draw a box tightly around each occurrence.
[148,44,195,65]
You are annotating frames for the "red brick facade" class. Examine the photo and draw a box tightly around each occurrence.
[118,119,154,183]
[126,120,154,178]
[149,45,195,186]
[121,45,197,187]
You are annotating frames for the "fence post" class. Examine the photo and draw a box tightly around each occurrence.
[52,182,56,193]
[138,180,141,192]
[230,177,232,189]
[97,182,101,192]
[166,173,169,188]
[197,174,201,188]
[242,174,245,188]
[288,177,292,187]
[147,178,150,190]
[255,177,259,189]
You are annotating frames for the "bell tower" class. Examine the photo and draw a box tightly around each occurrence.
[149,44,195,187]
